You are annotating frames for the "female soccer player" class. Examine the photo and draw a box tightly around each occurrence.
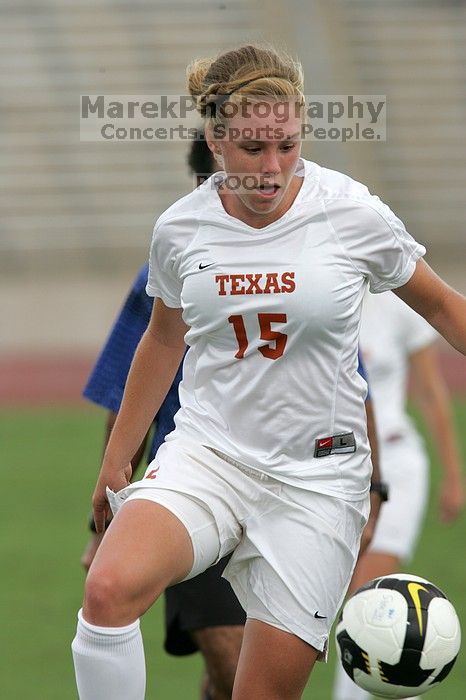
[333,292,464,700]
[72,44,466,700]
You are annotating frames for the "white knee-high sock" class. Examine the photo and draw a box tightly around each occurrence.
[333,662,370,700]
[72,609,146,700]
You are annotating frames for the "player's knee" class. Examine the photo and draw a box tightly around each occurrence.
[83,568,130,624]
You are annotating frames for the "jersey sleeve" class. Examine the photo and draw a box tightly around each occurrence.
[83,265,153,413]
[327,197,426,293]
[146,218,184,307]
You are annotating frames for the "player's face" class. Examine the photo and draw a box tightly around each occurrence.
[213,102,303,227]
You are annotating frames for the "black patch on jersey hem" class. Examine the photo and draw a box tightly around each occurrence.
[314,432,356,457]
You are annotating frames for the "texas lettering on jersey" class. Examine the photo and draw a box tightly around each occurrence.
[215,271,296,296]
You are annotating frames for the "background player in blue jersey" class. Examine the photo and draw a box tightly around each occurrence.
[81,133,246,700]
[81,131,383,700]
[82,263,246,700]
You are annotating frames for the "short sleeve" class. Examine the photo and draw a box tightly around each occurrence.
[326,197,426,293]
[146,219,183,307]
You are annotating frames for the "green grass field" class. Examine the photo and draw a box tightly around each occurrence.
[1,403,465,699]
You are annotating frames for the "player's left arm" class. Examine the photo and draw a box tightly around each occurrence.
[409,345,465,522]
[394,259,466,355]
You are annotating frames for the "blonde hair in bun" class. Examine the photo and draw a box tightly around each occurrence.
[187,44,304,127]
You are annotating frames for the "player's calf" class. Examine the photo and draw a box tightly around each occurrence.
[194,625,244,700]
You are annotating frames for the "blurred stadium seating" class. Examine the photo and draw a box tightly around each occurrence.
[1,0,465,398]
[0,0,262,270]
[334,0,466,259]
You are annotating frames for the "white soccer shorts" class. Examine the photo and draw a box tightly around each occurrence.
[369,434,429,560]
[113,438,369,658]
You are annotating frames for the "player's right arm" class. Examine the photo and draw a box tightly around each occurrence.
[81,411,150,570]
[103,410,150,478]
[92,298,188,532]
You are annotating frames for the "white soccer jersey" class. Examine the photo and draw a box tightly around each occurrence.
[147,158,426,500]
[360,291,437,444]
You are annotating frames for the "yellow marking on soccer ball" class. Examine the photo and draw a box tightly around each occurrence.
[378,661,389,682]
[407,582,428,635]
[362,650,371,674]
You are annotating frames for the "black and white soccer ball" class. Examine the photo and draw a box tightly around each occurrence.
[335,574,461,698]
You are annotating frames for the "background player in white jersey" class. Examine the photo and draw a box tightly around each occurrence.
[333,292,464,700]
[72,44,466,700]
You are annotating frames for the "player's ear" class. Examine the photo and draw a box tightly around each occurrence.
[205,124,224,167]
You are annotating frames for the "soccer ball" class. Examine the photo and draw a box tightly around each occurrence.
[335,574,461,698]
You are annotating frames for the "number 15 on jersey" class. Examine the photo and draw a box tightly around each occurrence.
[228,313,288,360]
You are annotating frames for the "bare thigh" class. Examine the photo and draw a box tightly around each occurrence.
[232,620,319,700]
[349,551,401,596]
[193,625,244,700]
[83,499,194,626]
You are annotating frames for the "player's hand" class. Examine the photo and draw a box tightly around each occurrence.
[358,492,382,558]
[92,461,132,533]
[439,476,465,523]
[81,532,105,571]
